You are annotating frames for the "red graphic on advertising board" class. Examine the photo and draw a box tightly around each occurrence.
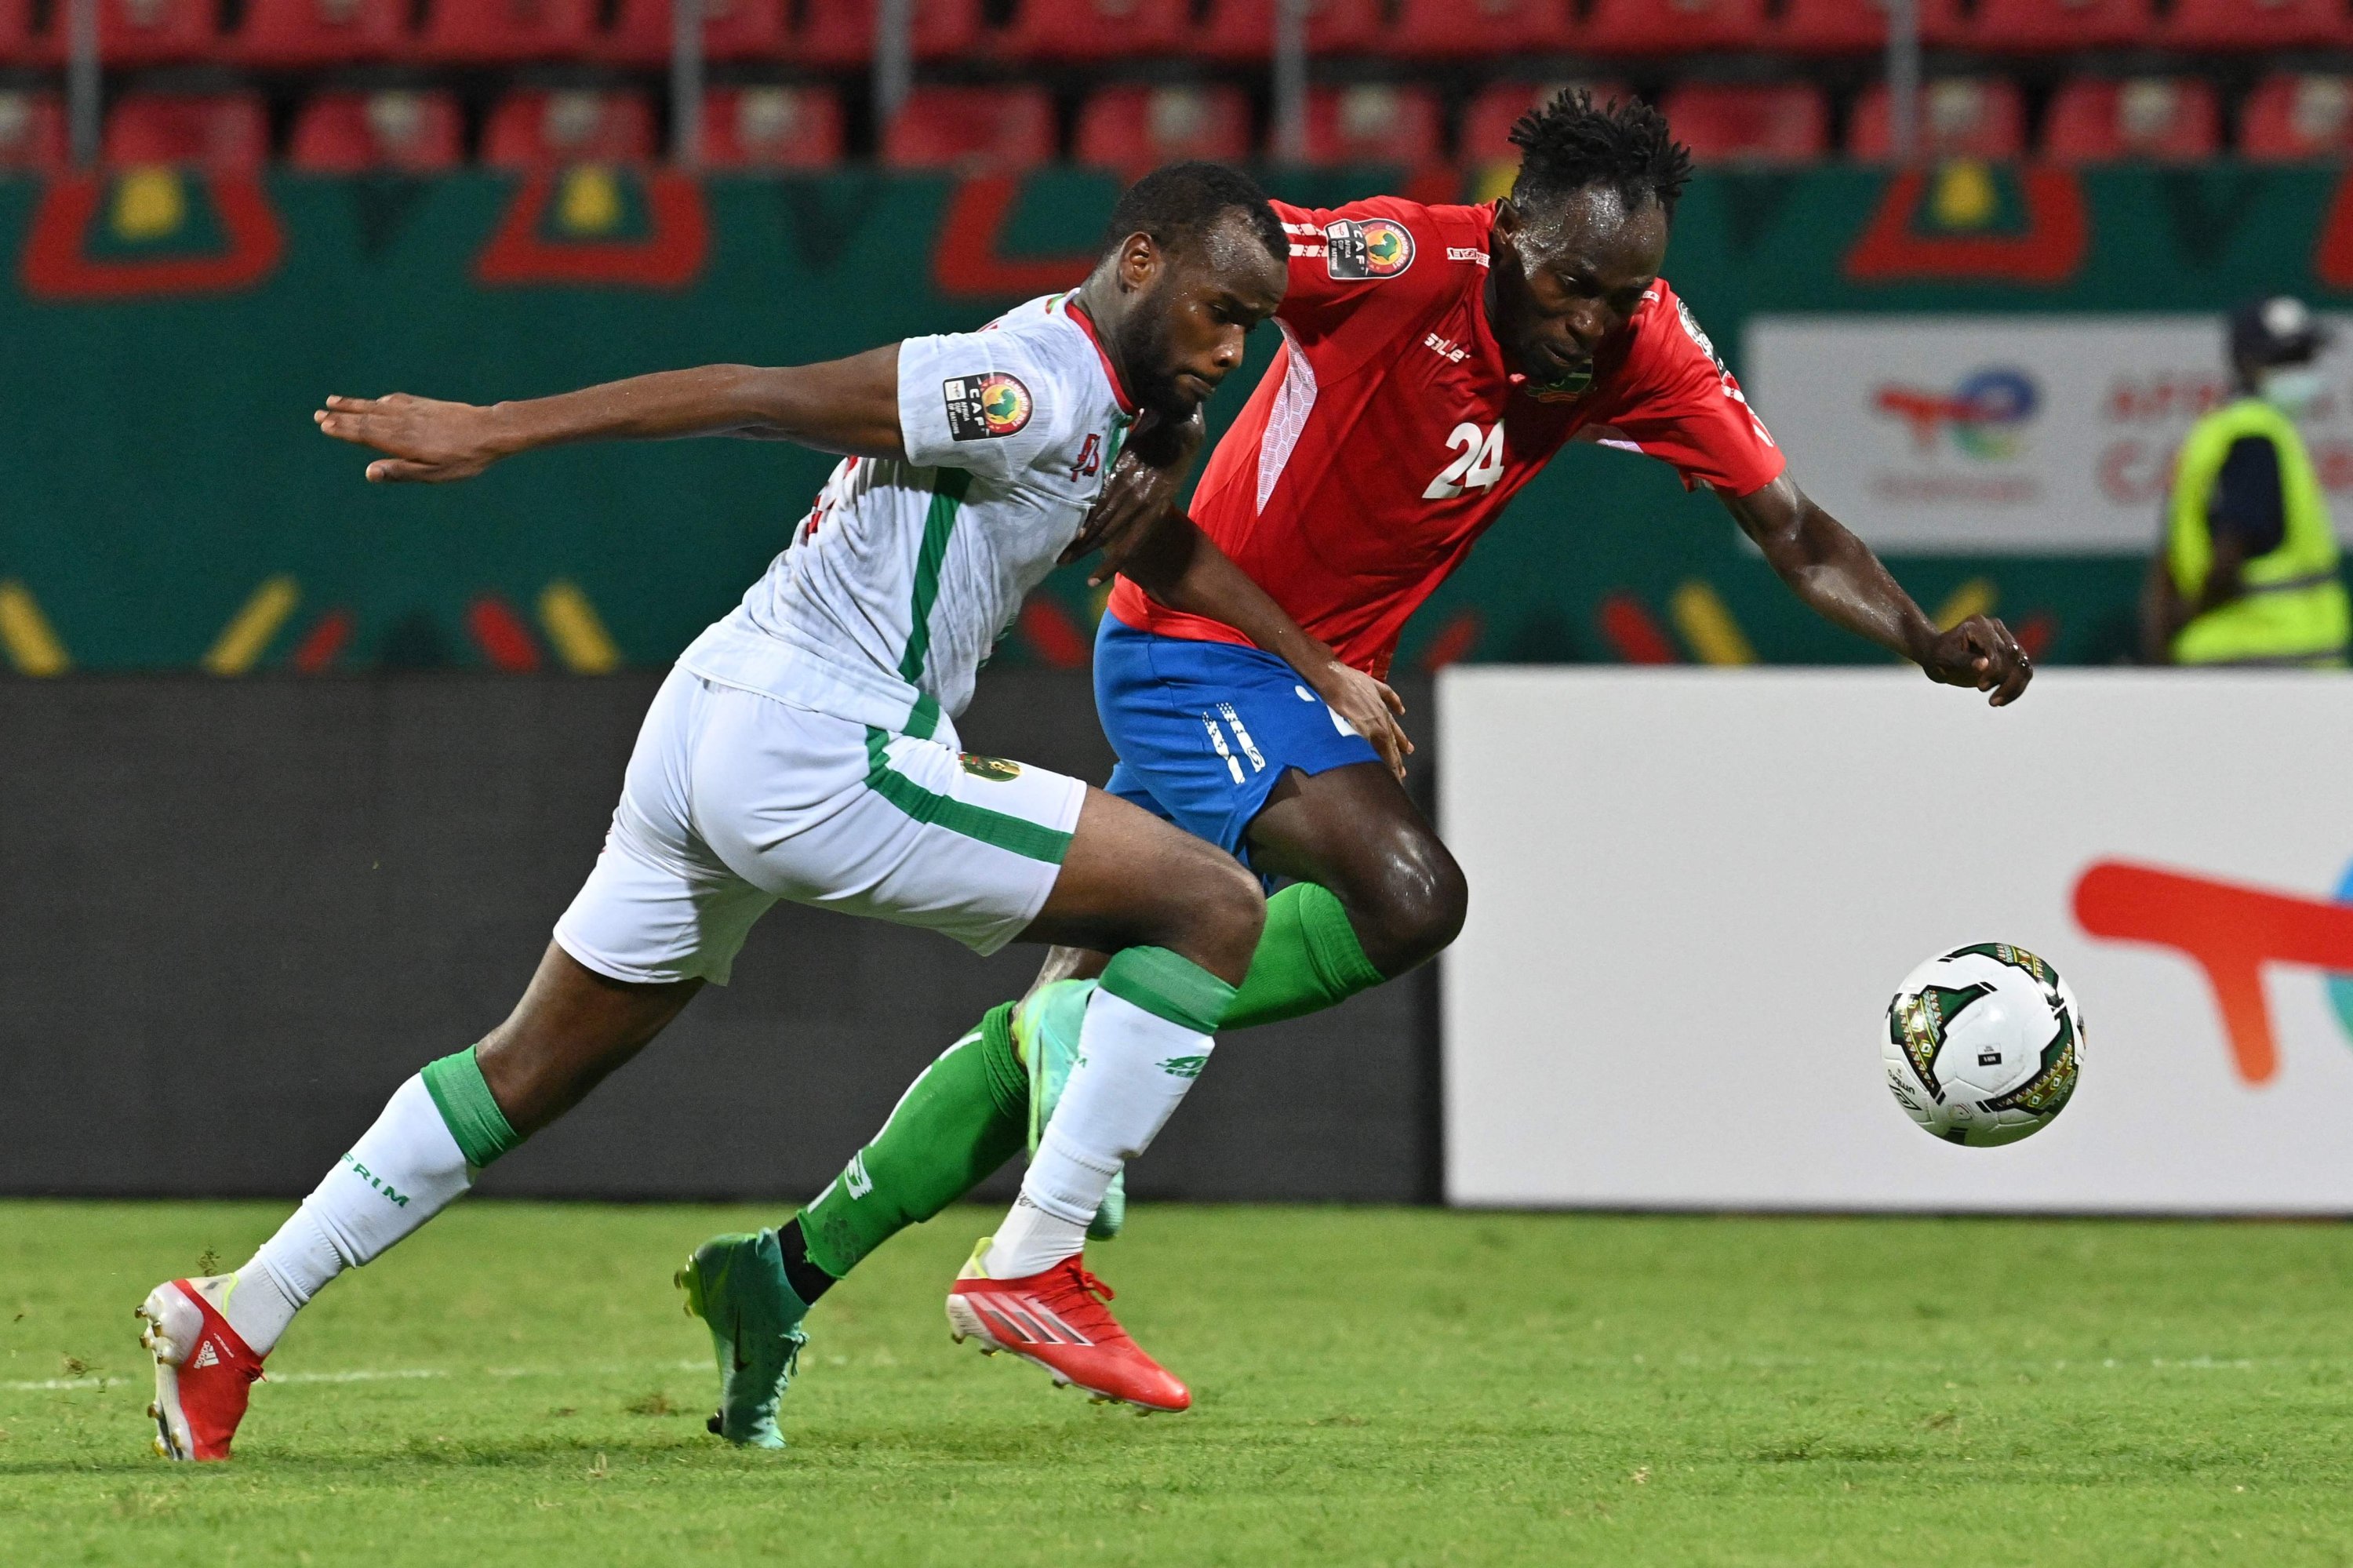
[20,173,284,301]
[475,170,707,289]
[1845,166,2088,286]
[2072,860,2353,1085]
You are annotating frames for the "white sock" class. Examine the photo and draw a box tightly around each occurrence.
[984,987,1213,1278]
[225,1075,476,1355]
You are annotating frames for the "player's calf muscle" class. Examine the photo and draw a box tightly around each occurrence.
[475,943,702,1136]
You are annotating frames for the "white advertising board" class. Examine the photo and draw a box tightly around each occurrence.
[1440,668,2353,1212]
[1744,314,2353,553]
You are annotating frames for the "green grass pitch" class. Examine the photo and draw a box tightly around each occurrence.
[5,1202,2351,1566]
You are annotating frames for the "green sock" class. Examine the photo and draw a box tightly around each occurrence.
[1223,882,1387,1030]
[795,1003,1027,1279]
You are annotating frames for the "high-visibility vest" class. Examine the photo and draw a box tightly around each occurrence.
[2167,396,2351,667]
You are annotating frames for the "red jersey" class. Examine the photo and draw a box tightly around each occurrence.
[1105,196,1786,677]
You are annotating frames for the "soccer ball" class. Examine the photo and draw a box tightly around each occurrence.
[1882,943,2084,1147]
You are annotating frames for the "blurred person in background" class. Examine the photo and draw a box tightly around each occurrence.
[2141,295,2351,668]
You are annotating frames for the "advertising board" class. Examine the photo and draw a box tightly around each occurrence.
[1744,315,2353,552]
[1441,668,2353,1211]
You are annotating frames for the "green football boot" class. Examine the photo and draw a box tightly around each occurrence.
[1016,978,1125,1241]
[675,1229,809,1450]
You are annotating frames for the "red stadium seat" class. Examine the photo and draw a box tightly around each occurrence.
[1194,0,1382,62]
[0,89,67,174]
[2044,77,2220,163]
[1950,0,2151,51]
[483,89,657,169]
[1579,0,1768,54]
[233,0,410,66]
[105,93,270,172]
[1773,0,1971,53]
[1383,0,1571,60]
[95,0,217,67]
[1076,85,1252,173]
[700,86,846,169]
[2241,73,2353,161]
[1300,84,1442,167]
[1849,78,2027,161]
[602,0,787,64]
[882,85,1056,173]
[995,0,1187,61]
[1660,83,1827,166]
[1460,80,1634,167]
[289,90,463,172]
[0,0,49,66]
[796,0,982,65]
[418,0,597,64]
[2158,0,2351,49]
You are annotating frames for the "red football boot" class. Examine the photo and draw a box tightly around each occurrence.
[136,1279,265,1461]
[945,1240,1191,1413]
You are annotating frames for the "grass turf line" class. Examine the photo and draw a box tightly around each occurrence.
[3,1202,2351,1566]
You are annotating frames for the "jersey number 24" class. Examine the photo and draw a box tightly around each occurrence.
[1424,421,1506,500]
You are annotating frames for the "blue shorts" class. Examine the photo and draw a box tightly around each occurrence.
[1096,612,1382,875]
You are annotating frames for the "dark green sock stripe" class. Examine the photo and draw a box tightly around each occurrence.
[978,1002,1026,1119]
[1100,946,1238,1035]
[420,1046,522,1168]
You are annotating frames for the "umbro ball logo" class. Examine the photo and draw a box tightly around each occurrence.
[1325,218,1413,282]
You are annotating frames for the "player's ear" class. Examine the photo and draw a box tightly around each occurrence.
[1491,198,1522,241]
[1117,232,1162,294]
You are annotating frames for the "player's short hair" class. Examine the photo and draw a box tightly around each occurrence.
[1509,90,1694,223]
[1102,162,1287,269]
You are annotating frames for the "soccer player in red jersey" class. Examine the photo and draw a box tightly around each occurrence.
[680,94,2032,1432]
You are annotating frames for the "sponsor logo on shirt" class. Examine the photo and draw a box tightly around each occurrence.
[1424,333,1471,365]
[944,373,1033,441]
[1522,365,1595,403]
[1447,246,1490,267]
[1325,217,1414,281]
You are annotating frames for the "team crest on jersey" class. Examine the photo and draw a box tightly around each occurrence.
[1324,218,1414,281]
[1523,365,1595,403]
[959,753,1023,782]
[943,373,1033,442]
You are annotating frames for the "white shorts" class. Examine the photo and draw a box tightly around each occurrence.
[554,666,1087,985]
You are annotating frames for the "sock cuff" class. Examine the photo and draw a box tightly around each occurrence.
[977,1001,1027,1120]
[1296,882,1387,992]
[420,1047,522,1169]
[1100,946,1238,1035]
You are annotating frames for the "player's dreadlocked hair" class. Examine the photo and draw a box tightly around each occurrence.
[1102,162,1287,267]
[1509,91,1694,223]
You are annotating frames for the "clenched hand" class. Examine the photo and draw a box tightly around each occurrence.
[1918,614,2033,706]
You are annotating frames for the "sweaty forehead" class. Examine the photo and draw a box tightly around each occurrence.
[1176,213,1287,303]
[1518,184,1667,279]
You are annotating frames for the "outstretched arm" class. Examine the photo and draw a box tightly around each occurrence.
[315,347,905,482]
[1720,473,2032,706]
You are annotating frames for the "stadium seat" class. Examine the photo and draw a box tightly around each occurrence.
[882,85,1056,173]
[0,0,49,65]
[602,0,788,63]
[105,93,271,173]
[796,0,983,65]
[1077,85,1252,173]
[1659,83,1827,166]
[995,0,1188,61]
[289,90,463,173]
[1194,0,1382,62]
[1579,0,1768,54]
[0,89,67,174]
[1773,0,1971,52]
[1849,78,2028,162]
[2241,73,2353,161]
[93,0,217,67]
[483,90,657,169]
[2044,77,2220,163]
[418,0,597,64]
[699,86,846,169]
[1950,0,2151,51]
[1300,84,1443,168]
[1382,0,1571,60]
[2158,0,2351,49]
[1460,80,1635,167]
[233,0,410,66]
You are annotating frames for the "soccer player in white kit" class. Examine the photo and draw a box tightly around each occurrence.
[134,166,1395,1459]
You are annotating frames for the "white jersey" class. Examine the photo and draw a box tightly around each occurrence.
[679,293,1137,735]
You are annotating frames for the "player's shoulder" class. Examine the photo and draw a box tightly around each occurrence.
[1620,276,1729,381]
[1278,196,1495,289]
[914,294,1113,457]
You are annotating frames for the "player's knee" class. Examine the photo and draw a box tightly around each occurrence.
[1359,831,1467,974]
[1162,846,1266,985]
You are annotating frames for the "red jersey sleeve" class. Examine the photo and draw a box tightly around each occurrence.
[1585,282,1785,498]
[1271,197,1485,383]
